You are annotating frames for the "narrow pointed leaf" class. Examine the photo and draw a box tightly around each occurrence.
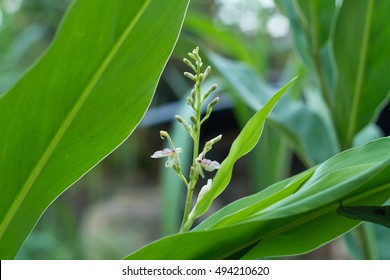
[333,0,390,148]
[0,0,189,259]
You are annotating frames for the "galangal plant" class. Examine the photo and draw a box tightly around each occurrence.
[124,48,390,259]
[181,0,390,259]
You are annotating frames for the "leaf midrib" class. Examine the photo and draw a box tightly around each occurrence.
[0,0,152,239]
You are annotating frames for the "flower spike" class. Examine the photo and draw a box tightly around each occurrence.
[152,47,223,232]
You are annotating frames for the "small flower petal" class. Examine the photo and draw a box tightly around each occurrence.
[200,159,220,172]
[151,148,172,158]
[165,156,175,168]
[151,148,182,159]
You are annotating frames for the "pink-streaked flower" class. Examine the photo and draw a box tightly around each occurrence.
[199,158,220,171]
[195,156,220,178]
[151,147,182,168]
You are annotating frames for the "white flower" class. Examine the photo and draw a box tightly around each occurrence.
[151,147,182,168]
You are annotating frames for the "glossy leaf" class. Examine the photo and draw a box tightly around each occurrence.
[209,52,338,166]
[125,137,390,259]
[337,204,390,229]
[0,0,189,259]
[333,0,390,148]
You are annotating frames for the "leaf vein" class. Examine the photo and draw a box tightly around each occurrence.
[0,0,153,239]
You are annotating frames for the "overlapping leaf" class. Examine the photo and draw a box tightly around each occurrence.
[333,0,390,148]
[125,137,390,259]
[0,0,189,259]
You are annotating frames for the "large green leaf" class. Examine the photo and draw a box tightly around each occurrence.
[125,137,390,259]
[209,52,338,166]
[0,0,189,259]
[333,0,390,148]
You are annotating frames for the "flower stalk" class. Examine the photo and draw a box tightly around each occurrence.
[151,47,221,232]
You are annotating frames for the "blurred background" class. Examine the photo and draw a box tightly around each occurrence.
[1,0,389,259]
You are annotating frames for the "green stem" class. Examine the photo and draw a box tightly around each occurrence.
[179,60,203,232]
[180,179,196,232]
[175,169,189,187]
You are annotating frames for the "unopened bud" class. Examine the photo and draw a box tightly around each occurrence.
[183,58,196,71]
[191,89,196,100]
[176,115,193,136]
[209,134,222,144]
[184,72,196,81]
[175,115,185,124]
[197,179,212,202]
[188,52,196,60]
[202,134,222,155]
[199,73,205,83]
[209,97,219,107]
[203,84,218,101]
[190,115,197,124]
[203,66,211,78]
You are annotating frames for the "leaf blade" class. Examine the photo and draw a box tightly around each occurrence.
[0,0,189,259]
[333,0,390,148]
